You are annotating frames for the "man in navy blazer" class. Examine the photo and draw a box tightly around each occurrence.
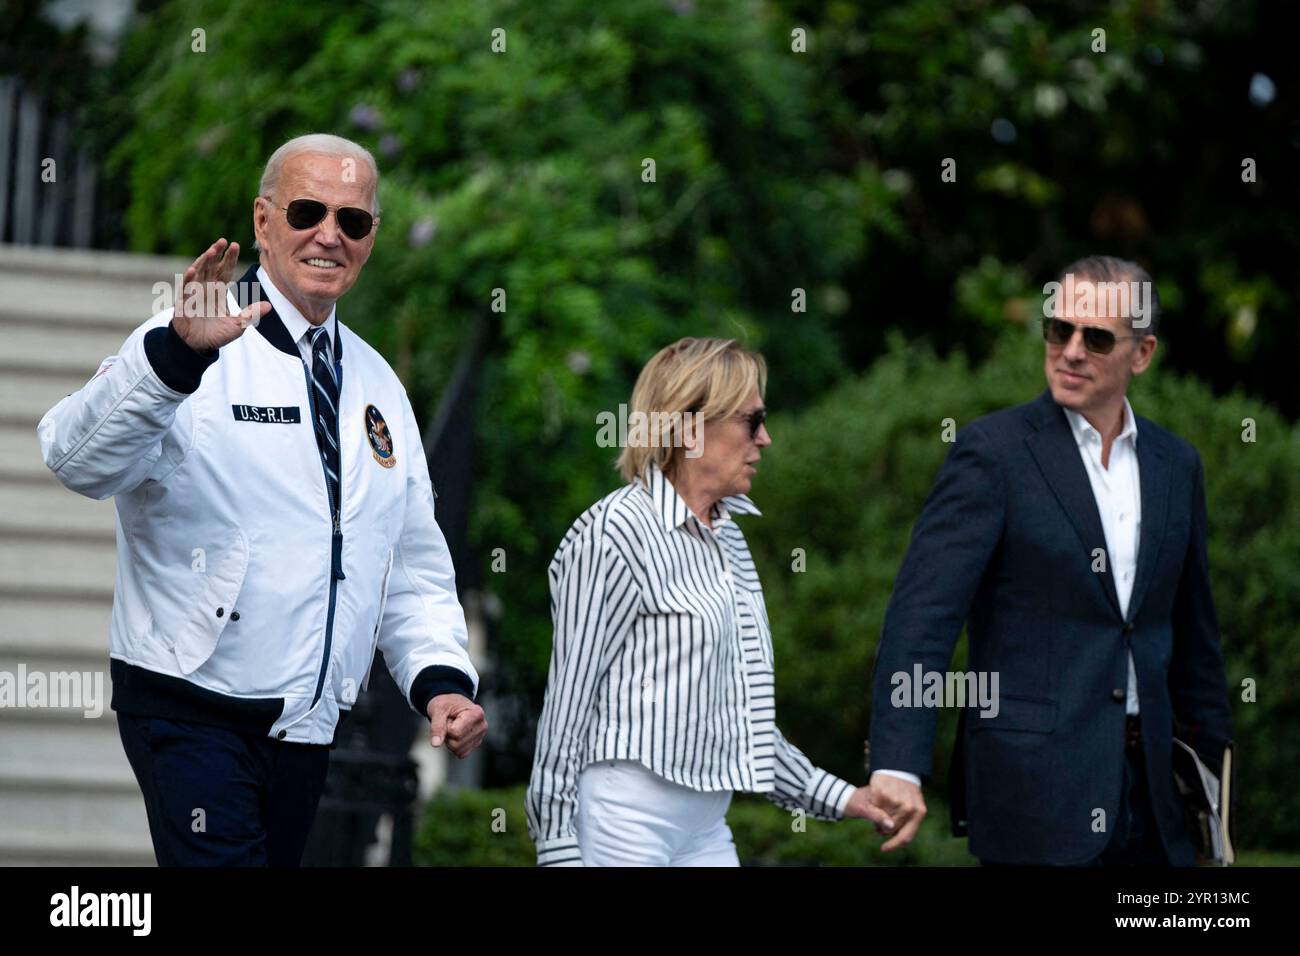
[867,256,1233,866]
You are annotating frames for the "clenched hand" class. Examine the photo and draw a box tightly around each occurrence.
[426,693,488,758]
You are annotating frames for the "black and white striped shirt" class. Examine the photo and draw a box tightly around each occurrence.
[525,461,855,865]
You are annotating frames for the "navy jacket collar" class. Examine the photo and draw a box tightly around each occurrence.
[232,263,343,362]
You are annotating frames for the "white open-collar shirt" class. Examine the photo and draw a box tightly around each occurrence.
[255,265,338,366]
[1064,398,1141,717]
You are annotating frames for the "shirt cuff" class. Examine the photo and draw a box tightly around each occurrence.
[804,768,856,820]
[536,837,583,867]
[872,768,923,788]
[144,321,218,394]
[409,665,476,717]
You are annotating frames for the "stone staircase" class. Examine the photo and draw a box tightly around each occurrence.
[0,243,188,865]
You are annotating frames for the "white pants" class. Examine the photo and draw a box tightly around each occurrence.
[576,759,740,867]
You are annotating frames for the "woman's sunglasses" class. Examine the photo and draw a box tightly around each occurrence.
[1041,317,1142,355]
[270,198,378,241]
[685,405,767,439]
[738,408,767,439]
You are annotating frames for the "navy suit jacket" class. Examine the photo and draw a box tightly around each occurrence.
[868,390,1233,865]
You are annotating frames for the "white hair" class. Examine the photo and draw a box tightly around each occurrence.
[258,133,381,215]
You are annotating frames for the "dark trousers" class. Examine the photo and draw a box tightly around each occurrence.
[980,715,1171,867]
[1093,716,1170,866]
[117,714,331,867]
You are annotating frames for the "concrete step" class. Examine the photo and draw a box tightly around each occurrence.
[0,319,131,377]
[0,477,115,540]
[0,593,110,659]
[0,301,149,333]
[0,776,150,847]
[0,423,48,481]
[0,711,134,785]
[0,242,190,286]
[0,832,155,866]
[0,245,188,869]
[0,290,157,332]
[0,367,93,428]
[0,243,188,332]
[0,536,117,599]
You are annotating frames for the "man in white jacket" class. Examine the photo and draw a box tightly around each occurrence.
[37,133,486,866]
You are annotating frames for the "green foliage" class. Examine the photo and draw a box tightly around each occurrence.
[414,785,972,866]
[768,0,1298,411]
[414,787,536,868]
[0,0,99,114]
[98,0,1300,421]
[99,0,1298,852]
[745,325,1300,852]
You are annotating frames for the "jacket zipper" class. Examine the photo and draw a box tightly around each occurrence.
[302,359,345,708]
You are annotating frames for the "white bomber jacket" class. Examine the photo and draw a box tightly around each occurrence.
[37,264,478,744]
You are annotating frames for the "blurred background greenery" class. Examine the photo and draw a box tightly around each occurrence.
[9,0,1297,863]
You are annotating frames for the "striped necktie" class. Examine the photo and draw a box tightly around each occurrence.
[308,326,345,579]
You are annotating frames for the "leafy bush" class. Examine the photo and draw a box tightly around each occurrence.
[414,787,536,868]
[764,0,1298,419]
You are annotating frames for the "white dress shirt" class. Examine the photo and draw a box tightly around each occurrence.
[255,265,337,366]
[874,398,1144,791]
[526,460,856,865]
[1064,399,1141,716]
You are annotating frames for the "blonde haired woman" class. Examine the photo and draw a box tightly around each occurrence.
[526,338,892,865]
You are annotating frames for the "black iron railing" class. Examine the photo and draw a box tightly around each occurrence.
[0,76,98,247]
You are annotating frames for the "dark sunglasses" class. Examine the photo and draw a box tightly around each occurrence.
[738,408,767,439]
[271,198,378,241]
[1042,317,1142,356]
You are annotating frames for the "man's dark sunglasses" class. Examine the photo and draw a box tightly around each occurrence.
[274,198,378,241]
[1042,317,1142,356]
